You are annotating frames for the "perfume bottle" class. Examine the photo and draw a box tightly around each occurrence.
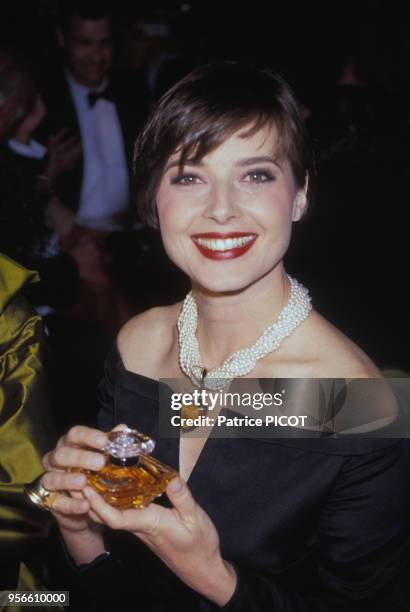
[81,429,177,509]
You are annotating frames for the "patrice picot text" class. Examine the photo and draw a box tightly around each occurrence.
[169,389,308,429]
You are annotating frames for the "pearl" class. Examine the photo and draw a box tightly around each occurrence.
[177,275,312,390]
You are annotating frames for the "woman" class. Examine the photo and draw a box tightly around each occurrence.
[36,63,410,610]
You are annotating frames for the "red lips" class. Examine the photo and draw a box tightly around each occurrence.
[191,232,257,260]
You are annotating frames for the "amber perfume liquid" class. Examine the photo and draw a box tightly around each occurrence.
[84,455,177,509]
[71,429,177,509]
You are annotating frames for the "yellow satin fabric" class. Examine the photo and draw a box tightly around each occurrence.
[0,254,53,553]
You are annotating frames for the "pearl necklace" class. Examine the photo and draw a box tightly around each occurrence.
[177,275,312,390]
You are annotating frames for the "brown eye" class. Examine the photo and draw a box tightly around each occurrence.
[171,174,201,185]
[245,170,274,183]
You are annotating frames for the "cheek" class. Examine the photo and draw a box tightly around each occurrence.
[71,48,87,64]
[250,190,294,229]
[157,214,190,274]
[155,189,174,231]
[157,195,198,273]
[156,196,185,255]
[156,186,195,232]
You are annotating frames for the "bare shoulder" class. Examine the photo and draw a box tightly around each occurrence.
[302,313,400,426]
[268,310,381,378]
[116,303,181,377]
[301,311,381,378]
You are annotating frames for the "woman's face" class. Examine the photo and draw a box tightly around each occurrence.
[156,123,307,294]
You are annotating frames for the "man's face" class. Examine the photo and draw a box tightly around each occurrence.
[60,15,113,88]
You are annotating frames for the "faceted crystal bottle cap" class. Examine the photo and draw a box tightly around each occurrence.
[106,428,155,460]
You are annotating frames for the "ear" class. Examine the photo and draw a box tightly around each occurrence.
[56,29,66,50]
[292,173,309,222]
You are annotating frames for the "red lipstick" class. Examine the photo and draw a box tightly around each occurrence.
[191,232,257,260]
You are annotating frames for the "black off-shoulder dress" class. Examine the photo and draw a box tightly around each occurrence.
[61,348,410,611]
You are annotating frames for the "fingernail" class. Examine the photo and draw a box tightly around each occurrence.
[95,434,106,446]
[168,478,183,493]
[83,487,93,498]
[73,474,86,485]
[92,455,105,469]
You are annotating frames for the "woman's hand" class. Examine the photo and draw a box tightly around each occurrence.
[41,425,109,565]
[82,477,237,606]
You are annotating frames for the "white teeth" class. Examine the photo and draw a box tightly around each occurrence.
[195,235,255,251]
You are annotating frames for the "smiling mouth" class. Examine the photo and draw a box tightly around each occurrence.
[191,232,258,260]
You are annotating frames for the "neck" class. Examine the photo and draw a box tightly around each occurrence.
[193,265,290,369]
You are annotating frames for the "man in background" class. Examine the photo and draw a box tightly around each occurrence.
[40,0,148,228]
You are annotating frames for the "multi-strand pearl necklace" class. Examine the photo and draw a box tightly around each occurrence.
[177,275,312,390]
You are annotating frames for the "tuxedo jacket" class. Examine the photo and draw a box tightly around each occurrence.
[38,70,149,213]
[57,347,410,611]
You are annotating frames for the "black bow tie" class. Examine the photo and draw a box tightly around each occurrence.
[88,86,115,107]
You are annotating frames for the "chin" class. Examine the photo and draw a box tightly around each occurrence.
[88,75,104,86]
[191,270,265,296]
[83,70,105,85]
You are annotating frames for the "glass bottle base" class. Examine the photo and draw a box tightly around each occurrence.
[72,455,177,509]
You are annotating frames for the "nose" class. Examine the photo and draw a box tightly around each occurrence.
[90,45,105,64]
[91,52,103,64]
[203,184,239,224]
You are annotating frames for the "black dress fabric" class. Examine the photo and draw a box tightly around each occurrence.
[63,348,410,611]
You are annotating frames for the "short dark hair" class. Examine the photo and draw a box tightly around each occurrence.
[133,61,313,228]
[59,0,113,34]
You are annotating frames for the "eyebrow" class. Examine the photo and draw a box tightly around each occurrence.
[164,155,282,172]
[237,156,282,169]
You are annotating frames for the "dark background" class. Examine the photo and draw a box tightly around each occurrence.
[2,1,409,94]
[1,0,409,374]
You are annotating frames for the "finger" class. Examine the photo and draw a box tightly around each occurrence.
[51,494,90,515]
[42,451,52,470]
[83,486,163,534]
[49,446,106,471]
[166,478,197,522]
[42,471,87,491]
[88,509,104,524]
[63,145,82,164]
[42,450,66,471]
[62,425,107,450]
[69,490,86,500]
[53,127,69,141]
[82,486,126,529]
[56,137,80,151]
[111,424,130,432]
[63,153,82,168]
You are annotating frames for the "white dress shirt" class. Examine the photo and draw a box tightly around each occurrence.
[66,71,130,226]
